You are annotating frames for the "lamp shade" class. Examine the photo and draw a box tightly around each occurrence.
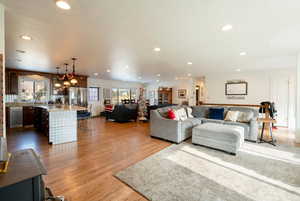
[70,78,78,85]
[54,83,62,88]
[63,80,71,86]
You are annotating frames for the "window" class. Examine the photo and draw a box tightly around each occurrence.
[110,88,137,104]
[103,88,111,100]
[19,76,49,102]
[111,88,119,104]
[88,87,99,102]
[119,88,130,101]
[130,88,137,100]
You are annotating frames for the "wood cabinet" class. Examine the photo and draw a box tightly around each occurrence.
[34,108,49,136]
[158,88,172,104]
[5,71,18,94]
[5,68,88,96]
[23,106,34,126]
[5,107,10,129]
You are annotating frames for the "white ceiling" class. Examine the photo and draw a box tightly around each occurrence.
[1,0,300,83]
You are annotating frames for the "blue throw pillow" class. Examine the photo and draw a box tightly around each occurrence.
[209,108,224,120]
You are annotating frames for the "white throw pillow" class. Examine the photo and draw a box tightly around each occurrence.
[175,108,188,121]
[186,107,194,118]
[237,111,254,123]
[224,111,240,122]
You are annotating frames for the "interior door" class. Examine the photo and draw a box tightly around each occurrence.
[270,76,289,127]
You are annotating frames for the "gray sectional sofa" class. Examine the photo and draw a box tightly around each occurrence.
[150,105,259,143]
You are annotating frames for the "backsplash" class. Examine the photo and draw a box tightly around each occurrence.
[5,94,66,104]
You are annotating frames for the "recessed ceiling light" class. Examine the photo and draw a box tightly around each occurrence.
[156,74,161,77]
[55,0,71,10]
[106,69,111,73]
[222,24,233,31]
[125,65,129,69]
[240,52,247,56]
[94,73,99,76]
[187,73,192,77]
[138,76,142,79]
[236,69,241,72]
[187,62,193,65]
[156,80,160,82]
[16,50,26,54]
[21,35,32,40]
[154,47,161,52]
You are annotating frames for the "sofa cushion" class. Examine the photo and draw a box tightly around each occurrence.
[237,111,254,123]
[209,108,224,120]
[201,118,225,124]
[191,106,210,118]
[181,118,202,139]
[167,109,176,120]
[184,117,202,126]
[157,106,185,119]
[186,107,194,118]
[223,121,250,136]
[175,108,188,121]
[224,111,240,122]
[228,107,258,120]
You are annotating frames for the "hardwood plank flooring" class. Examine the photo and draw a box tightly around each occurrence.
[6,117,299,201]
[7,117,170,201]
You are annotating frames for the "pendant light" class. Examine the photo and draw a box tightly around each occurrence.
[70,58,78,85]
[63,63,71,87]
[54,67,62,88]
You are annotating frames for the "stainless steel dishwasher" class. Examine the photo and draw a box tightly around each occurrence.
[9,107,23,128]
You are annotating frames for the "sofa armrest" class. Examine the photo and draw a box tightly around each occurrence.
[150,110,181,143]
[248,119,259,141]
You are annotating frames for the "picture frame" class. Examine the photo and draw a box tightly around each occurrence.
[225,82,248,95]
[178,89,187,99]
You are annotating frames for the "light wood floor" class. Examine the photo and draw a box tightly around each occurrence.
[6,117,299,201]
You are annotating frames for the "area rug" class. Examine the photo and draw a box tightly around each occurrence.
[115,142,300,201]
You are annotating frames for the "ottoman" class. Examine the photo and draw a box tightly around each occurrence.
[192,123,244,155]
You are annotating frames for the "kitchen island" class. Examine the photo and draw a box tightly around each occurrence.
[34,105,87,145]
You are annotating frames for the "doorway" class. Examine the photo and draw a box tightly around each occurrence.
[270,75,290,127]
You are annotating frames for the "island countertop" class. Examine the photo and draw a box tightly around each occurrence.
[36,105,87,112]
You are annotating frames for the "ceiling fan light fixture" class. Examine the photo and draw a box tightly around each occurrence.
[55,0,71,10]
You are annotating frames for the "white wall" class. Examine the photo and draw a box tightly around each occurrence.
[205,69,296,128]
[0,4,4,137]
[145,78,199,106]
[87,78,143,116]
[205,71,270,104]
[296,54,300,143]
[0,4,4,54]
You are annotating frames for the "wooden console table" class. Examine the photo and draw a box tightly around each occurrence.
[0,149,47,201]
[257,118,277,146]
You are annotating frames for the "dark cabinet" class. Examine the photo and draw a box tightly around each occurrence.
[5,68,88,96]
[34,108,49,136]
[6,71,18,94]
[23,106,35,126]
[158,88,172,104]
[0,149,47,201]
[5,107,10,129]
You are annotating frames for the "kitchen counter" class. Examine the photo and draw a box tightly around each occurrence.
[6,103,50,107]
[6,103,87,112]
[33,105,87,145]
[35,105,87,112]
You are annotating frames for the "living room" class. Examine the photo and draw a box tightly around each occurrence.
[0,1,300,201]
